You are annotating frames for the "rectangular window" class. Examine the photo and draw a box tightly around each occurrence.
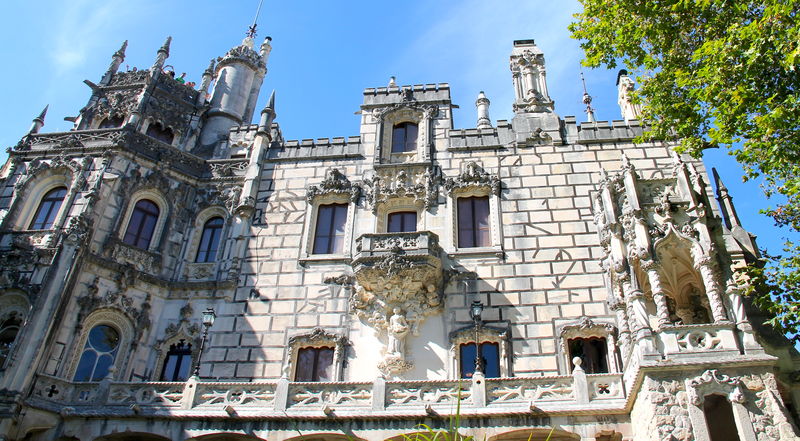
[457,196,490,248]
[387,211,417,233]
[391,123,418,153]
[460,342,500,378]
[295,346,335,381]
[568,337,608,374]
[312,204,348,254]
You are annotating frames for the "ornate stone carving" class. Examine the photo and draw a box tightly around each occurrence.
[110,239,162,274]
[443,162,500,196]
[645,378,693,441]
[686,369,745,406]
[351,232,443,374]
[109,70,150,87]
[306,168,361,204]
[363,166,435,213]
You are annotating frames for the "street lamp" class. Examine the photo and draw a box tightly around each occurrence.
[192,307,216,378]
[470,300,484,376]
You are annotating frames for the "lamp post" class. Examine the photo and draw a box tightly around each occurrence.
[470,300,484,376]
[192,307,216,378]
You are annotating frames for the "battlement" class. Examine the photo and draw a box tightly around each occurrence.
[267,136,362,162]
[563,116,645,144]
[362,83,451,108]
[448,120,513,151]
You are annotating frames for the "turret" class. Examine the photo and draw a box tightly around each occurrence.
[100,41,127,86]
[28,105,48,135]
[617,70,642,121]
[475,91,492,129]
[199,35,271,147]
[257,90,276,137]
[197,59,216,106]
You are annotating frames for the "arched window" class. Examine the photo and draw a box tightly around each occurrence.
[391,122,418,153]
[160,340,193,381]
[0,314,22,367]
[29,187,67,230]
[145,122,174,144]
[703,394,742,441]
[123,199,160,249]
[99,115,125,129]
[73,324,120,382]
[195,217,224,262]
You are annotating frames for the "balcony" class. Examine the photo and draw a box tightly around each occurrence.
[656,322,741,359]
[29,371,626,418]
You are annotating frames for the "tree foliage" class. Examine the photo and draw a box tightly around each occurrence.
[570,0,800,341]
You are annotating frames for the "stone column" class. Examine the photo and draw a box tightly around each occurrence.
[695,255,728,323]
[611,300,631,358]
[642,261,671,328]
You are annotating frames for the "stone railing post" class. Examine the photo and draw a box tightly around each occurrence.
[572,358,589,404]
[274,377,290,411]
[95,367,116,404]
[471,371,487,407]
[181,376,198,410]
[372,375,386,411]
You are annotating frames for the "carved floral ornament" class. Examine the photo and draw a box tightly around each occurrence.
[373,101,438,123]
[363,166,437,213]
[306,168,362,205]
[686,369,746,406]
[444,162,501,196]
[15,156,87,192]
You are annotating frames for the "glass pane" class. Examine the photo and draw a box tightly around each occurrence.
[481,342,501,378]
[31,188,67,229]
[295,348,317,381]
[74,350,97,382]
[177,354,193,381]
[316,347,335,381]
[405,123,418,152]
[93,354,114,381]
[460,343,477,378]
[313,205,334,254]
[137,213,157,248]
[392,125,406,153]
[88,325,120,352]
[474,197,491,246]
[457,199,475,247]
[162,355,179,381]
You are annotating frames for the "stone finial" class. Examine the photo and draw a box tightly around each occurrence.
[113,40,128,60]
[28,105,48,134]
[258,90,277,136]
[581,71,596,123]
[151,36,172,71]
[388,76,397,88]
[510,39,553,113]
[476,91,492,129]
[260,36,272,63]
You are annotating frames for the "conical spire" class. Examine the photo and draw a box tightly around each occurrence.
[151,36,172,71]
[101,40,128,85]
[266,89,275,110]
[28,105,48,134]
[114,40,128,60]
[258,90,277,136]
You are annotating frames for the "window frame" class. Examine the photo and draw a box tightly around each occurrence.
[459,341,501,379]
[143,119,175,145]
[447,186,503,256]
[312,203,349,255]
[122,199,160,249]
[67,309,133,382]
[195,216,225,263]
[456,195,491,248]
[301,192,355,262]
[449,324,510,378]
[391,122,419,154]
[29,186,68,230]
[557,317,619,375]
[159,339,194,382]
[294,346,336,382]
[387,210,418,233]
[118,191,168,253]
[285,328,347,382]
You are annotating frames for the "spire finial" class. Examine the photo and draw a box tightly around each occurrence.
[114,40,128,60]
[28,105,49,134]
[159,36,172,56]
[266,89,275,110]
[247,0,266,38]
[580,69,596,123]
[36,105,48,123]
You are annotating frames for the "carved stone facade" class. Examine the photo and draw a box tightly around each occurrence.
[0,36,796,441]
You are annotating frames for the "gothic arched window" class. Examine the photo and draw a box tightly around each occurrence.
[145,122,174,144]
[391,122,418,153]
[0,314,22,367]
[29,187,67,230]
[99,115,125,129]
[123,199,160,249]
[160,340,193,381]
[195,217,224,263]
[73,324,120,382]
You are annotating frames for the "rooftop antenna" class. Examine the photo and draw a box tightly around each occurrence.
[580,69,596,123]
[246,0,266,38]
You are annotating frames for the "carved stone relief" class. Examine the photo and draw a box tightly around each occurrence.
[364,165,436,213]
[306,168,361,204]
[443,162,500,197]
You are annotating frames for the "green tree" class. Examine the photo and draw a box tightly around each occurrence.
[569,0,800,341]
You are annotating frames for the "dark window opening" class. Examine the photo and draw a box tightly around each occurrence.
[703,394,741,441]
[295,346,334,382]
[145,122,174,144]
[460,342,500,379]
[30,187,67,230]
[457,196,491,248]
[387,211,417,233]
[195,217,224,262]
[391,122,418,153]
[568,337,608,374]
[0,314,22,368]
[312,204,347,254]
[160,340,193,381]
[99,115,125,129]
[74,325,120,382]
[123,199,160,249]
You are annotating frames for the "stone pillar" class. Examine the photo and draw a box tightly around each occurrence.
[695,256,728,323]
[643,262,671,328]
[475,91,492,129]
[611,300,632,358]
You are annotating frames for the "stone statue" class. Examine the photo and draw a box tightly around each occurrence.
[387,308,409,357]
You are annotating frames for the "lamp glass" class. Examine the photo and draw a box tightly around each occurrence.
[202,308,216,327]
[470,301,483,321]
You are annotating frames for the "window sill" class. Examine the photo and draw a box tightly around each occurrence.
[448,246,504,259]
[299,255,352,265]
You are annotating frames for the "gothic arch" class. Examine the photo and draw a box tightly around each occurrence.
[117,189,170,252]
[65,308,135,381]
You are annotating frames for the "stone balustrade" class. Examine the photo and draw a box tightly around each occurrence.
[656,322,740,358]
[354,231,441,260]
[29,372,626,417]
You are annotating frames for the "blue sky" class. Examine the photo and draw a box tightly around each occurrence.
[0,0,794,255]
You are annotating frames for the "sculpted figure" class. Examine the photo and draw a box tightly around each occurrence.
[387,308,409,357]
